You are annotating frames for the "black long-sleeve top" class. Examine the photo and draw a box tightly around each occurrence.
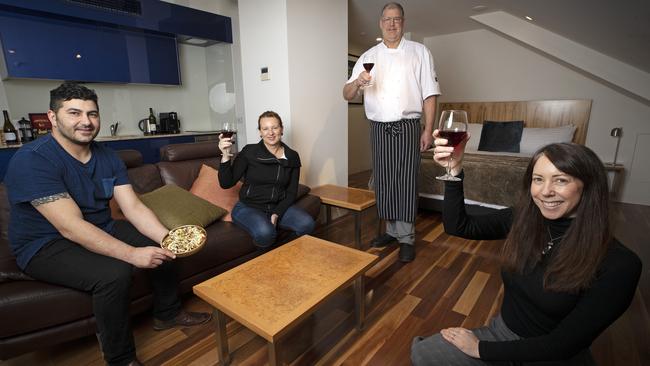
[443,172,642,363]
[218,140,301,218]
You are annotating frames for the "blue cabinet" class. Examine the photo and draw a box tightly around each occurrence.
[0,9,181,85]
[0,0,232,44]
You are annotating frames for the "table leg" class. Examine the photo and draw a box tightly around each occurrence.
[354,276,365,331]
[268,341,281,366]
[214,309,231,365]
[325,204,332,226]
[354,211,362,250]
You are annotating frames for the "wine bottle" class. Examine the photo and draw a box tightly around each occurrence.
[148,108,157,135]
[2,110,19,145]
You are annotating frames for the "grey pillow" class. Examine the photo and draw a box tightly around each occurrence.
[478,121,524,153]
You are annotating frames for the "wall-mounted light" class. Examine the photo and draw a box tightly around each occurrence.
[525,16,533,21]
[610,127,622,165]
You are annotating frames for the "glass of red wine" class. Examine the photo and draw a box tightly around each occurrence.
[221,122,237,157]
[362,61,375,87]
[436,110,468,181]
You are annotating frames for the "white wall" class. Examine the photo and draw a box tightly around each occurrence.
[239,0,348,187]
[238,0,291,145]
[424,29,650,205]
[287,0,348,186]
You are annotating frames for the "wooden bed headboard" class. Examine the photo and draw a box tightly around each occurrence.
[437,100,592,145]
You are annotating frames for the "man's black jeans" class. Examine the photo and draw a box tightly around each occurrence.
[24,220,180,366]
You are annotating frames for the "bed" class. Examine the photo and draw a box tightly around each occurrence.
[418,99,592,209]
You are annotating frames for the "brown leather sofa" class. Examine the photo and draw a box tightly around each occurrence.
[0,141,321,360]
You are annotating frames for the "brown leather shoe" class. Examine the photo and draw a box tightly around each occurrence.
[153,311,211,331]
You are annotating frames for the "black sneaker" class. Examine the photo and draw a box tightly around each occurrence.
[399,243,415,262]
[371,233,397,248]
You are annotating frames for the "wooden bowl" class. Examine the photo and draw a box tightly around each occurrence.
[161,225,207,257]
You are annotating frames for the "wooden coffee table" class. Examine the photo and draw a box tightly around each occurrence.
[193,235,379,366]
[310,184,378,249]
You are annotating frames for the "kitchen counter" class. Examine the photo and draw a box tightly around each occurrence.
[95,131,220,142]
[1,131,220,149]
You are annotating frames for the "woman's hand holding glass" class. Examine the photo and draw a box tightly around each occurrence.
[433,129,470,178]
[435,110,469,181]
[218,133,233,162]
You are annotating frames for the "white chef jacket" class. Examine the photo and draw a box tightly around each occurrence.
[347,38,441,122]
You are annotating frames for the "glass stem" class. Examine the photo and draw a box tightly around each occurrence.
[447,155,453,177]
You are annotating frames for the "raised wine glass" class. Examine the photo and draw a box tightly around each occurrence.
[221,122,237,157]
[435,110,468,181]
[361,54,375,88]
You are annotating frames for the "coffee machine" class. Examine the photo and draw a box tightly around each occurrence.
[159,112,181,134]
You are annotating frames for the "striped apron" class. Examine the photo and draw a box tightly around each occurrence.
[369,118,421,223]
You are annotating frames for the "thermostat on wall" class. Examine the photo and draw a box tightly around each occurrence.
[261,67,269,81]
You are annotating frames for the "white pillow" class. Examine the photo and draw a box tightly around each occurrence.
[519,125,576,155]
[465,123,483,151]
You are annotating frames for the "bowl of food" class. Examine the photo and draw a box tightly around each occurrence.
[161,225,207,257]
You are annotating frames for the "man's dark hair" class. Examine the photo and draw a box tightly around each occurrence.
[49,82,99,112]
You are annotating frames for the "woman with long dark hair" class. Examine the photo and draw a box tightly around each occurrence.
[411,135,642,365]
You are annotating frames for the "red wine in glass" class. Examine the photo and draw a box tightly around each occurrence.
[439,131,467,148]
[221,123,237,157]
[363,63,374,72]
[436,110,468,181]
[221,130,236,138]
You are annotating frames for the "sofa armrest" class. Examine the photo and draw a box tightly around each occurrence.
[296,184,310,200]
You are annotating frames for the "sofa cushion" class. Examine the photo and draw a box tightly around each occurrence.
[157,159,220,190]
[190,164,242,222]
[478,121,524,153]
[160,141,220,162]
[139,184,226,229]
[126,164,164,194]
[116,149,143,168]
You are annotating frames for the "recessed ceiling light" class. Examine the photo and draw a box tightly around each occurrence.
[525,16,533,21]
[472,5,488,12]
[376,37,382,42]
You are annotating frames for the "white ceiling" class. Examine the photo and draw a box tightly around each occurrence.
[349,0,650,73]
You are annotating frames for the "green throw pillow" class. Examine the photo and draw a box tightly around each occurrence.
[140,184,227,229]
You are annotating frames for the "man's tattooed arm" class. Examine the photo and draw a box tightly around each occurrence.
[31,192,71,207]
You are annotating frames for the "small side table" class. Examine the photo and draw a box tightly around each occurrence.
[310,184,378,250]
[604,163,624,198]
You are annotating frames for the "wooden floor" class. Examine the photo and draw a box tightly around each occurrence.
[3,170,648,365]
